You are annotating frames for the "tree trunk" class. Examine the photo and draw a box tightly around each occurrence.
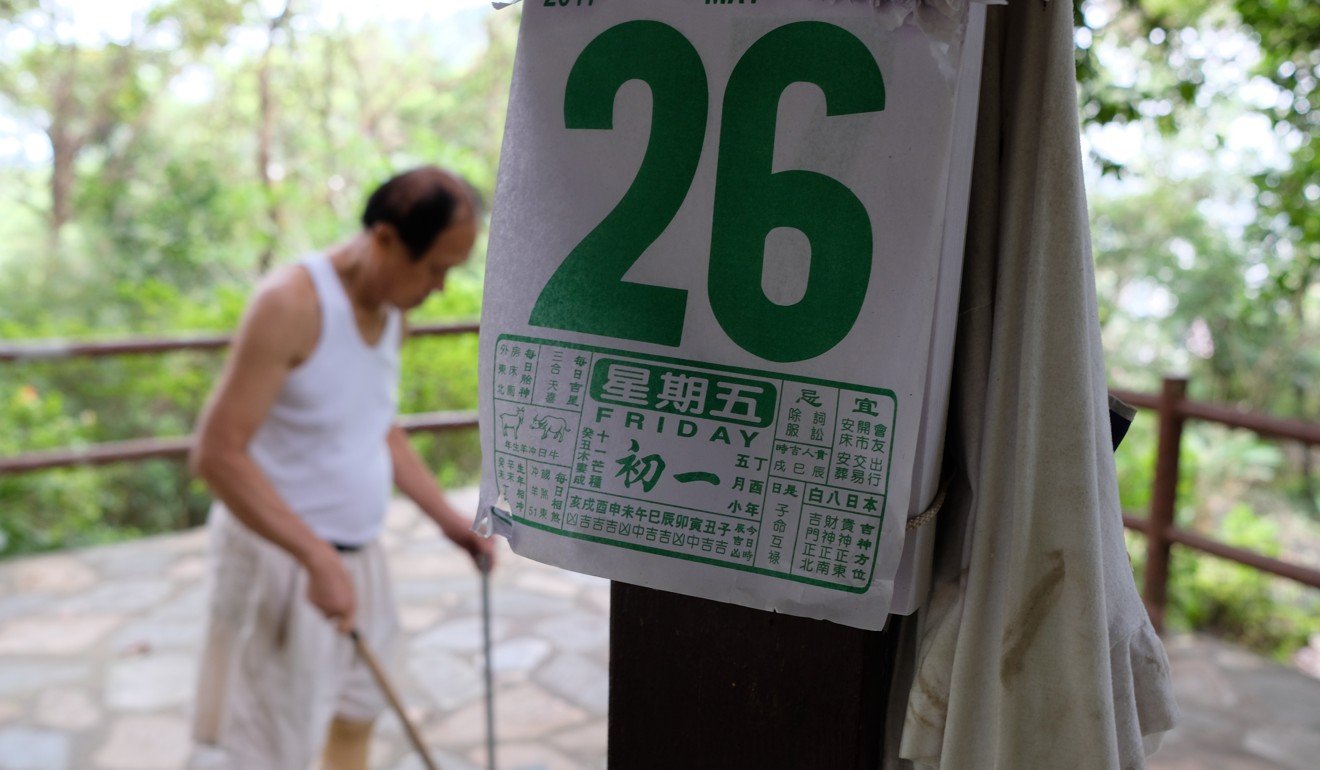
[44,49,81,268]
[255,2,294,274]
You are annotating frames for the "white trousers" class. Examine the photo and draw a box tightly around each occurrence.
[191,504,400,770]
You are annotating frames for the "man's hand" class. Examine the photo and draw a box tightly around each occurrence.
[445,522,497,572]
[304,547,356,632]
[386,425,499,573]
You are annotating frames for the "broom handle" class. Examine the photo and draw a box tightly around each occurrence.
[350,629,440,770]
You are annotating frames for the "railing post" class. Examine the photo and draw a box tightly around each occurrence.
[1143,376,1187,634]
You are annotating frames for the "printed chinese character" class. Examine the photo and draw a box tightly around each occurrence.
[602,364,650,405]
[614,439,665,492]
[656,372,708,414]
[709,381,764,422]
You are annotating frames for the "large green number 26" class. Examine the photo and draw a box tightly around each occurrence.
[528,21,885,363]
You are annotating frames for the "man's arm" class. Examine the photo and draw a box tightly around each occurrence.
[388,425,494,567]
[190,276,357,629]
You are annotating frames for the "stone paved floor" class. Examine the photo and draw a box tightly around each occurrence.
[0,490,1317,769]
[1152,635,1320,770]
[0,490,607,770]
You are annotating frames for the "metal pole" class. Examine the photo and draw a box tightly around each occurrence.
[480,554,497,770]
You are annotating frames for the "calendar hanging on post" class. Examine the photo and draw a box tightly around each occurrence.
[477,0,986,630]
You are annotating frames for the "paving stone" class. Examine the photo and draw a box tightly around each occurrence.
[0,595,49,625]
[1170,655,1238,709]
[408,649,483,712]
[469,741,583,770]
[111,614,203,652]
[9,556,97,595]
[428,684,586,745]
[34,686,99,730]
[58,579,173,614]
[92,714,191,770]
[391,549,478,581]
[0,662,92,698]
[157,527,208,554]
[534,611,608,653]
[456,588,574,619]
[166,556,207,581]
[391,748,479,770]
[584,586,611,615]
[1242,725,1320,770]
[412,616,506,655]
[1159,706,1241,744]
[398,606,443,633]
[104,653,195,712]
[1239,668,1320,726]
[3,493,1320,770]
[491,637,552,675]
[1148,749,1281,770]
[1153,717,1245,764]
[535,653,608,715]
[550,719,608,754]
[373,703,433,739]
[368,734,398,768]
[183,744,228,770]
[150,583,207,620]
[79,544,177,580]
[0,613,121,655]
[0,725,69,770]
[1215,642,1269,672]
[393,578,479,606]
[393,536,452,556]
[560,569,609,588]
[512,569,587,599]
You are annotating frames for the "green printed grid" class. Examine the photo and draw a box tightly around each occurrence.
[491,333,898,593]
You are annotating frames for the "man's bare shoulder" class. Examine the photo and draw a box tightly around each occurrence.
[238,264,320,361]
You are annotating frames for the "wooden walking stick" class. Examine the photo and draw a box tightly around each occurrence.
[349,628,440,770]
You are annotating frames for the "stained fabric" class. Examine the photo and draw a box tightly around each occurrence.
[887,1,1179,767]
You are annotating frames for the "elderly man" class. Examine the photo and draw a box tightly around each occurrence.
[189,166,494,770]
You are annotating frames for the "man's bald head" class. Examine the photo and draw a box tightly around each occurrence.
[361,166,479,260]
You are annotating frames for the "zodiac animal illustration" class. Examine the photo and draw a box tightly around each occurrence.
[498,406,525,439]
[530,413,569,442]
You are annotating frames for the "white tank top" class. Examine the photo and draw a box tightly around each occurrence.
[248,253,402,546]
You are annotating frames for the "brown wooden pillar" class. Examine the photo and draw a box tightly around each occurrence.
[1143,376,1188,633]
[608,583,899,769]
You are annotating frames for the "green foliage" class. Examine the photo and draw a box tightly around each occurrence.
[399,270,485,488]
[1081,1,1318,662]
[1166,505,1320,660]
[1117,413,1320,661]
[0,0,1314,674]
[0,2,518,558]
[0,384,103,553]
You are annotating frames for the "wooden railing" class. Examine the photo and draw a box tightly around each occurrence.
[1112,377,1320,633]
[0,322,481,476]
[3,333,1317,634]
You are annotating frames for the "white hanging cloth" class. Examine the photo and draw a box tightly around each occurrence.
[889,1,1180,767]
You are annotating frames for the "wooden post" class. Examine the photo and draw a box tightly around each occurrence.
[1143,376,1187,634]
[609,583,898,769]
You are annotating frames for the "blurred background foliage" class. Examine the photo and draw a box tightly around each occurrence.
[1,0,515,552]
[1078,0,1318,665]
[0,0,1316,664]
